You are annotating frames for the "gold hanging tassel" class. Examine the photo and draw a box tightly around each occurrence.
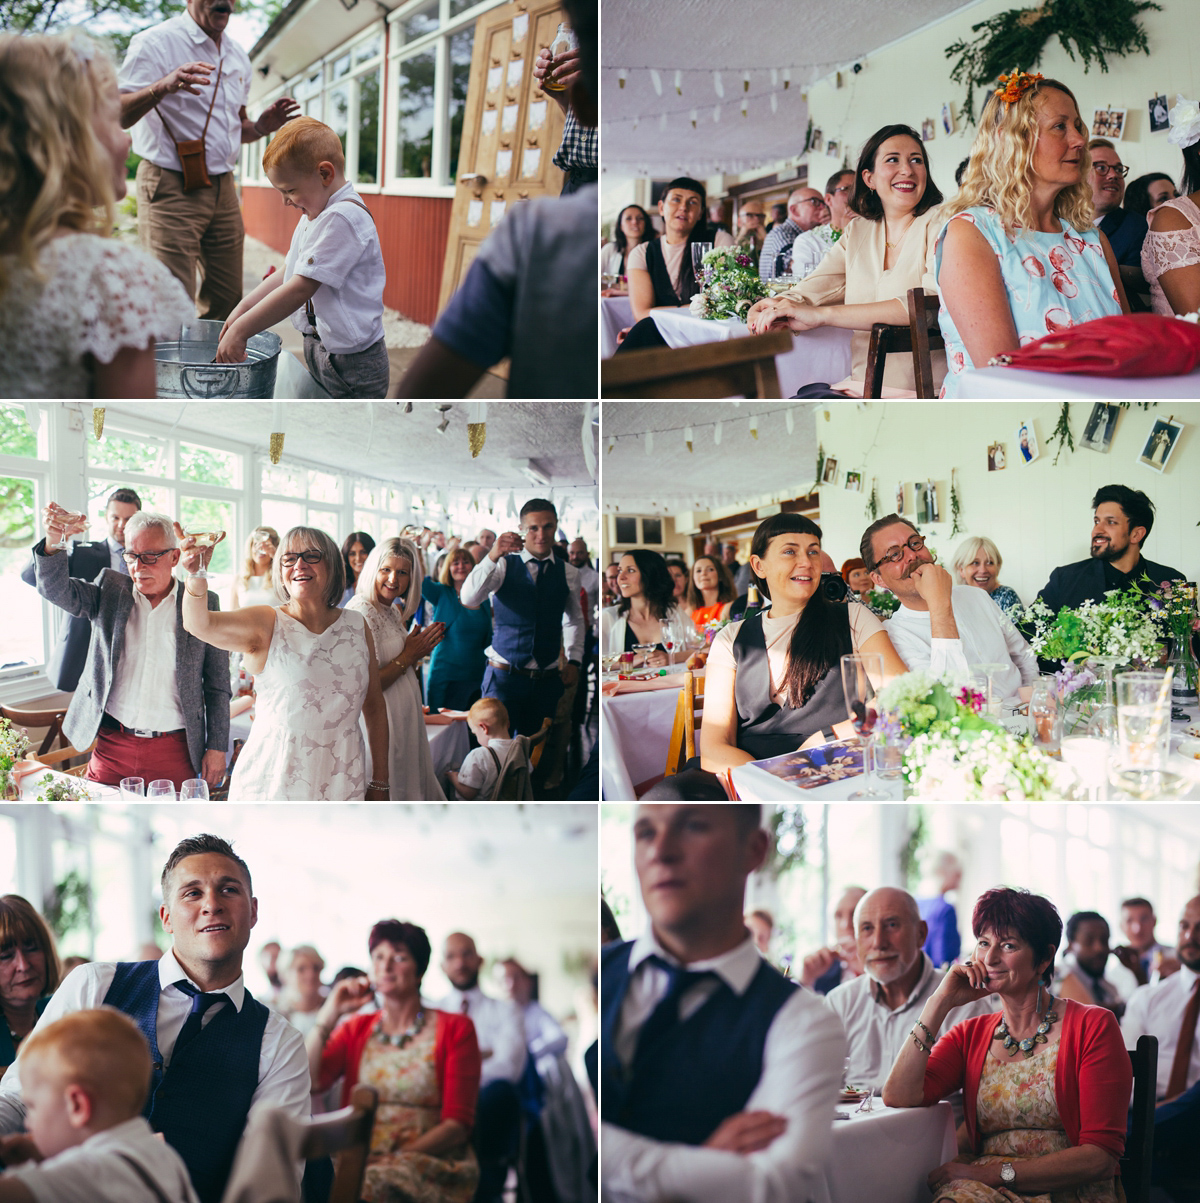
[467,422,487,458]
[93,407,106,439]
[269,432,285,464]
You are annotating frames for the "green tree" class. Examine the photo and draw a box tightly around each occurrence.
[0,406,37,457]
[0,476,35,550]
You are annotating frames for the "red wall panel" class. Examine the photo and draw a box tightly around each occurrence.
[241,186,453,327]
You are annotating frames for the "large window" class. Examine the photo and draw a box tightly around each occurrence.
[0,406,48,678]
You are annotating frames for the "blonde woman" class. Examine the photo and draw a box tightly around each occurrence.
[0,32,191,397]
[230,526,279,609]
[952,536,1023,620]
[421,546,493,711]
[935,73,1129,397]
[346,538,448,801]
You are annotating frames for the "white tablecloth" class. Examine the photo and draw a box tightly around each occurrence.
[601,680,685,799]
[650,307,854,396]
[18,766,120,800]
[602,296,635,358]
[816,1100,957,1203]
[956,364,1200,399]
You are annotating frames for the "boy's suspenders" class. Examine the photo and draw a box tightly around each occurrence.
[304,196,376,332]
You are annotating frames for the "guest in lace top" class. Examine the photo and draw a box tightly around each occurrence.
[0,32,191,397]
[1142,96,1200,317]
[952,536,1023,621]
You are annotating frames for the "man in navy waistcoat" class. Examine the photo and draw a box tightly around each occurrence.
[0,834,310,1203]
[601,805,845,1203]
[460,497,584,738]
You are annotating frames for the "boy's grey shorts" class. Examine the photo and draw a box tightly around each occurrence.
[303,334,390,398]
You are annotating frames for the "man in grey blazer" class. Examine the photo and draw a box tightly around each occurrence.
[33,505,230,790]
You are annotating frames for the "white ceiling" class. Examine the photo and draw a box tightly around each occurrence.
[601,401,820,514]
[601,0,977,176]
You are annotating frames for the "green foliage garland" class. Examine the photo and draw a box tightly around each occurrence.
[1048,402,1075,465]
[949,470,962,537]
[866,478,880,522]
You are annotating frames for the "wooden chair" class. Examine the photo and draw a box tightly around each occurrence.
[304,1085,379,1203]
[602,329,794,398]
[0,703,68,758]
[1121,1034,1157,1203]
[644,671,705,796]
[862,287,944,398]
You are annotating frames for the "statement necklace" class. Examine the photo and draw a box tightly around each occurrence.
[374,1009,426,1049]
[993,986,1058,1057]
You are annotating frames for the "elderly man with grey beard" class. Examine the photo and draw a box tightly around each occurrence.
[824,887,997,1093]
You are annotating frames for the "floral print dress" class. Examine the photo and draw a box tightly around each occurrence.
[933,1043,1118,1203]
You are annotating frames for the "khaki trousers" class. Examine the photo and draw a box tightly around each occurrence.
[137,160,244,322]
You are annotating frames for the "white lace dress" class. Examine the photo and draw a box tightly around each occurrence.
[1142,194,1200,316]
[345,598,446,802]
[0,233,192,398]
[230,608,370,800]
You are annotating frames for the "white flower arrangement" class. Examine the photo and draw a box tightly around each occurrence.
[1017,587,1162,666]
[905,727,1076,801]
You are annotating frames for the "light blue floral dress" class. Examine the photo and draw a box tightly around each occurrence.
[935,207,1122,397]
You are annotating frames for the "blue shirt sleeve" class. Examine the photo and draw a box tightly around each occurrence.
[432,257,515,368]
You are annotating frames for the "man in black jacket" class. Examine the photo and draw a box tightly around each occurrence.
[1035,484,1184,616]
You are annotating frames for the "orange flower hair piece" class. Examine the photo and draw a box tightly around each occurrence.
[995,69,1044,105]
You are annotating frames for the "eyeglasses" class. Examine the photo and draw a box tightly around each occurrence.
[122,549,175,567]
[796,197,827,206]
[831,185,853,195]
[876,535,927,567]
[1092,163,1129,178]
[280,550,324,567]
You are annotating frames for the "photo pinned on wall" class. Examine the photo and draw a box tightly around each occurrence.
[823,456,838,483]
[845,470,862,492]
[1139,416,1183,473]
[1016,421,1039,464]
[1149,94,1169,133]
[1091,108,1126,140]
[826,140,839,158]
[1080,403,1120,453]
[941,103,954,135]
[812,128,823,152]
[987,442,1006,471]
[921,118,935,142]
[895,481,906,512]
[914,481,939,524]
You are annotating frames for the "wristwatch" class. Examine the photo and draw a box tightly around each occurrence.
[999,1163,1016,1185]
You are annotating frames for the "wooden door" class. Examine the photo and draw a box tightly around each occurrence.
[437,0,566,314]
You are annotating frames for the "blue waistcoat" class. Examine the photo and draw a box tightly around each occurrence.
[600,940,795,1144]
[491,553,570,668]
[104,961,269,1203]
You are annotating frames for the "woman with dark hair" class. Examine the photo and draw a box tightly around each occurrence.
[601,549,698,664]
[601,204,656,283]
[644,514,904,800]
[1142,100,1200,317]
[666,559,688,605]
[307,919,481,1203]
[686,554,737,629]
[341,531,376,606]
[883,887,1131,1202]
[0,895,61,1071]
[1125,171,1178,216]
[746,124,946,395]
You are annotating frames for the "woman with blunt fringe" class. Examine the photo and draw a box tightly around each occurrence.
[884,887,1130,1203]
[1142,99,1200,317]
[600,549,699,664]
[0,895,62,1072]
[746,124,946,396]
[643,514,905,801]
[936,74,1128,397]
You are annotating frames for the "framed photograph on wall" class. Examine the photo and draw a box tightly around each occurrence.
[1016,421,1039,464]
[614,516,637,543]
[921,118,935,142]
[823,456,838,483]
[845,470,862,492]
[914,481,939,524]
[826,140,839,159]
[1139,417,1184,473]
[941,103,954,134]
[642,517,663,544]
[1091,108,1126,140]
[896,482,906,512]
[987,442,1006,471]
[1080,403,1120,452]
[1149,94,1169,133]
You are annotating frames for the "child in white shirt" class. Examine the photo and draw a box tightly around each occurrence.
[447,698,521,800]
[0,1009,199,1203]
[216,117,388,397]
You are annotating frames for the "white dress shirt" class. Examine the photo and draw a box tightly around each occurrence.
[0,951,311,1137]
[432,985,528,1085]
[103,582,187,733]
[461,550,585,667]
[825,952,998,1089]
[118,13,252,175]
[576,563,600,630]
[1122,963,1200,1097]
[602,931,844,1203]
[4,1116,200,1203]
[885,585,1039,698]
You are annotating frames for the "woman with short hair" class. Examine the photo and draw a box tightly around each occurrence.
[952,536,1022,619]
[0,895,61,1072]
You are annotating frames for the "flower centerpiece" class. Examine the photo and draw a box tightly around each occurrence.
[1150,577,1199,702]
[701,616,731,645]
[1,716,33,801]
[689,246,769,322]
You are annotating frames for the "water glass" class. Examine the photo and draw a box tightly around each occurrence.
[1114,671,1172,770]
[180,778,210,800]
[691,241,713,280]
[119,776,145,798]
[1030,677,1062,756]
[147,779,177,799]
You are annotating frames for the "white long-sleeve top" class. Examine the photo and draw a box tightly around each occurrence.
[432,985,528,1085]
[1122,963,1200,1098]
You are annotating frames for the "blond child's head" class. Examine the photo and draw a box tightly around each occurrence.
[261,117,347,219]
[467,697,510,744]
[20,1009,153,1158]
[0,30,128,299]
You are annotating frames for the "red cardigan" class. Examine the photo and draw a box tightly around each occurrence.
[317,1010,481,1128]
[921,997,1131,1159]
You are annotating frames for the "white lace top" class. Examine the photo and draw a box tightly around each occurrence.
[0,233,192,398]
[1142,194,1200,317]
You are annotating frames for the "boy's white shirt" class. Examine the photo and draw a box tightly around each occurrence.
[5,1116,200,1203]
[457,736,518,796]
[284,180,386,354]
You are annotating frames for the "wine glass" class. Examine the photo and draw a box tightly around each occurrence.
[48,505,88,552]
[180,778,210,800]
[691,241,713,282]
[119,777,145,798]
[632,643,658,671]
[660,616,681,668]
[147,779,176,799]
[840,653,888,799]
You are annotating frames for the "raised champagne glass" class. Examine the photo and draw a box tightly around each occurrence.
[48,506,88,552]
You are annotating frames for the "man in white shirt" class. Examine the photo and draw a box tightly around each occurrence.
[601,805,844,1203]
[0,834,309,1203]
[825,887,995,1092]
[863,514,1038,698]
[117,0,299,321]
[788,169,857,279]
[434,933,527,1203]
[1122,894,1200,1192]
[460,498,584,737]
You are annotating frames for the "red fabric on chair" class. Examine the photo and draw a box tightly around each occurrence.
[989,314,1200,377]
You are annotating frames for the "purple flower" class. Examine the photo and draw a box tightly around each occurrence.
[1147,597,1163,611]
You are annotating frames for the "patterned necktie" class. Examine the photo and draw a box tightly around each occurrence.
[1165,976,1200,1099]
[173,981,226,1056]
[633,955,716,1068]
[460,996,470,1016]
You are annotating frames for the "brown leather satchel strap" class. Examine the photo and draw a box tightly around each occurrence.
[153,55,223,145]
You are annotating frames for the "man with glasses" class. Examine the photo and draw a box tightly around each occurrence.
[758,186,831,281]
[788,170,857,280]
[31,505,230,791]
[861,513,1037,699]
[461,497,584,738]
[1088,139,1149,300]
